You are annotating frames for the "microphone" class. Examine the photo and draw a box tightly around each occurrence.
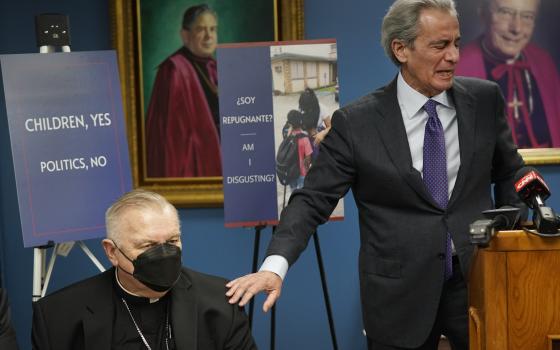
[514,167,550,208]
[469,207,520,246]
[514,167,558,235]
[483,207,521,230]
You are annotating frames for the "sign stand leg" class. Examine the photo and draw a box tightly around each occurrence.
[40,244,59,298]
[271,303,276,350]
[32,246,49,302]
[32,241,105,301]
[313,231,338,350]
[248,225,263,327]
[247,225,338,349]
[247,225,278,349]
[77,241,105,272]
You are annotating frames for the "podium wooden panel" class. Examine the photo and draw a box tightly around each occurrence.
[469,230,560,350]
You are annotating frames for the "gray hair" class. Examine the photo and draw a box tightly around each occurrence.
[105,189,179,244]
[381,0,458,66]
[182,4,217,31]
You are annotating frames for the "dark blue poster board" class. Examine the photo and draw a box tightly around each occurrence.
[219,46,278,226]
[0,50,132,247]
[218,40,344,227]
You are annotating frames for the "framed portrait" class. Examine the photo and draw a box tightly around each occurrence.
[455,0,560,165]
[110,0,304,206]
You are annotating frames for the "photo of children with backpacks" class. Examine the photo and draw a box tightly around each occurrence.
[276,110,313,192]
[271,42,344,218]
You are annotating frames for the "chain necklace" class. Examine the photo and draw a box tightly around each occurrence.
[121,298,171,350]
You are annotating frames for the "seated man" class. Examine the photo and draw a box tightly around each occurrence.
[0,287,18,350]
[32,189,256,350]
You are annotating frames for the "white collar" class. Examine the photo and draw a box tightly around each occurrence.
[397,71,453,119]
[115,267,160,303]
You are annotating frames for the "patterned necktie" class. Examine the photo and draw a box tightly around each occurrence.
[422,99,452,280]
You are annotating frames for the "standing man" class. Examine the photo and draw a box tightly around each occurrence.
[32,189,255,349]
[226,0,525,349]
[456,0,560,148]
[146,4,222,178]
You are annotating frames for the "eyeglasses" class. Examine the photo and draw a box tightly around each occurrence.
[491,5,537,25]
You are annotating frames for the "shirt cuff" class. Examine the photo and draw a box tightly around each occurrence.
[259,255,289,280]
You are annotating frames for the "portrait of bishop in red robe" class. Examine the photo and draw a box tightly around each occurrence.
[145,4,222,177]
[456,0,560,149]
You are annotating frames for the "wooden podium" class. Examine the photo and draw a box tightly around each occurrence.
[469,230,560,350]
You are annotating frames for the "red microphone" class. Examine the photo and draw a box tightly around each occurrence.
[514,167,557,234]
[514,167,550,209]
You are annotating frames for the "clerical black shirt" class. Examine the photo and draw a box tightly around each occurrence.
[111,273,176,349]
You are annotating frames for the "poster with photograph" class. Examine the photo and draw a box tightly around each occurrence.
[271,44,344,219]
[218,39,343,227]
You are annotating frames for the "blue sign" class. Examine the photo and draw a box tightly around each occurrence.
[219,46,278,227]
[218,40,344,227]
[0,51,132,247]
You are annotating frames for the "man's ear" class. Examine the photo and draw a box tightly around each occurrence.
[392,39,408,64]
[102,239,119,267]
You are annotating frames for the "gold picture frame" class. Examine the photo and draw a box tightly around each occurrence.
[519,148,560,165]
[109,0,304,207]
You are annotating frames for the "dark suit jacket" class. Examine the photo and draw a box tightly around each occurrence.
[267,76,525,348]
[0,288,19,350]
[32,267,256,350]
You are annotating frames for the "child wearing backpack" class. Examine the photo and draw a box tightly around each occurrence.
[276,110,313,191]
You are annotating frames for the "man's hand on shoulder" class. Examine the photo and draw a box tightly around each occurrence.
[225,271,282,312]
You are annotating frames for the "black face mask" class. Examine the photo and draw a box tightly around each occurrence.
[116,242,182,292]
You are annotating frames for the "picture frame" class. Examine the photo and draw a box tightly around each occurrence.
[109,0,304,207]
[456,0,560,165]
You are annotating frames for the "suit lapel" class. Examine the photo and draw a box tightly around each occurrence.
[171,270,197,350]
[448,79,476,208]
[373,78,437,207]
[82,270,114,350]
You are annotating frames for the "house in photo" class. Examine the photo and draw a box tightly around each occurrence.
[271,43,337,94]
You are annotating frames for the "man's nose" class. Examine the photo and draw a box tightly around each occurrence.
[445,45,459,63]
[509,13,522,33]
[203,29,214,39]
